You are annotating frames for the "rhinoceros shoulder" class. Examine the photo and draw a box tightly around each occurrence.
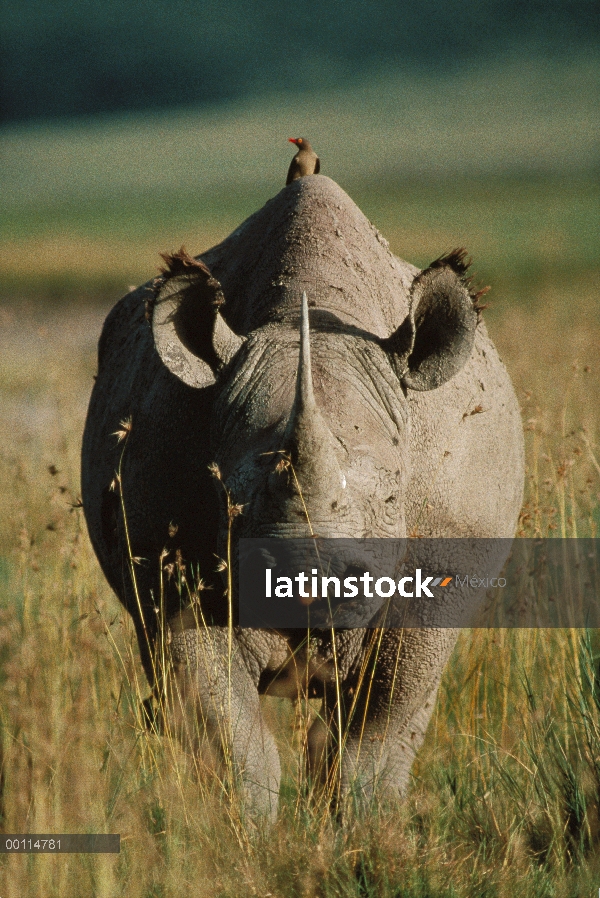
[97,285,152,371]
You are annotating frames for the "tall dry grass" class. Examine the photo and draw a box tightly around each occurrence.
[0,275,599,896]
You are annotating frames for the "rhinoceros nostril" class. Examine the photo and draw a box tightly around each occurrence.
[343,565,368,580]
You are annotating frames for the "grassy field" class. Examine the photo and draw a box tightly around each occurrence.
[0,233,599,897]
[1,62,600,895]
[1,55,598,298]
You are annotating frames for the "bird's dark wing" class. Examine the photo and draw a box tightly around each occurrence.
[286,158,299,186]
[314,156,320,175]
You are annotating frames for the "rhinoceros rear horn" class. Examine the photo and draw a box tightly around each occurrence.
[383,249,479,392]
[152,248,244,388]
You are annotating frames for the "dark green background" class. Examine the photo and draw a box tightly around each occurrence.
[2,0,597,123]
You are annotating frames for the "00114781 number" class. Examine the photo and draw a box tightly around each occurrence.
[4,838,60,851]
[0,834,119,853]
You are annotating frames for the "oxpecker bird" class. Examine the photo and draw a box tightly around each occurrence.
[286,138,320,185]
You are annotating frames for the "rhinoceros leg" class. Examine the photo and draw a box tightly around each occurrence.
[168,626,281,820]
[312,628,457,809]
[306,692,338,793]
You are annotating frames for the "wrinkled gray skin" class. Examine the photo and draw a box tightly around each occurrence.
[82,176,524,819]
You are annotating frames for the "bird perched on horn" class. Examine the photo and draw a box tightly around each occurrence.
[286,138,320,185]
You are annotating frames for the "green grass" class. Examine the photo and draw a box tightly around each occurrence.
[1,55,598,297]
[1,173,597,302]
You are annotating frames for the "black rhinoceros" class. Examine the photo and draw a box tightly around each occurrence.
[81,175,524,818]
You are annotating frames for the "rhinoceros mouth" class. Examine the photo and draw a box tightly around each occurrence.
[295,564,384,628]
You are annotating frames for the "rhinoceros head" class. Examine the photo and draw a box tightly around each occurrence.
[151,178,480,550]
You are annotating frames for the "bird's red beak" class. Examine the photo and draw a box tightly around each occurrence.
[288,138,299,145]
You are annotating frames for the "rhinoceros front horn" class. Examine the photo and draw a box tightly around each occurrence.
[152,248,245,388]
[282,293,345,501]
[383,249,480,392]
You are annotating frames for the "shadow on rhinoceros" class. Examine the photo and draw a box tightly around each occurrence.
[81,175,524,819]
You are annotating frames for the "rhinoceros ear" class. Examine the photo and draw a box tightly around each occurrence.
[151,248,245,388]
[383,249,482,392]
